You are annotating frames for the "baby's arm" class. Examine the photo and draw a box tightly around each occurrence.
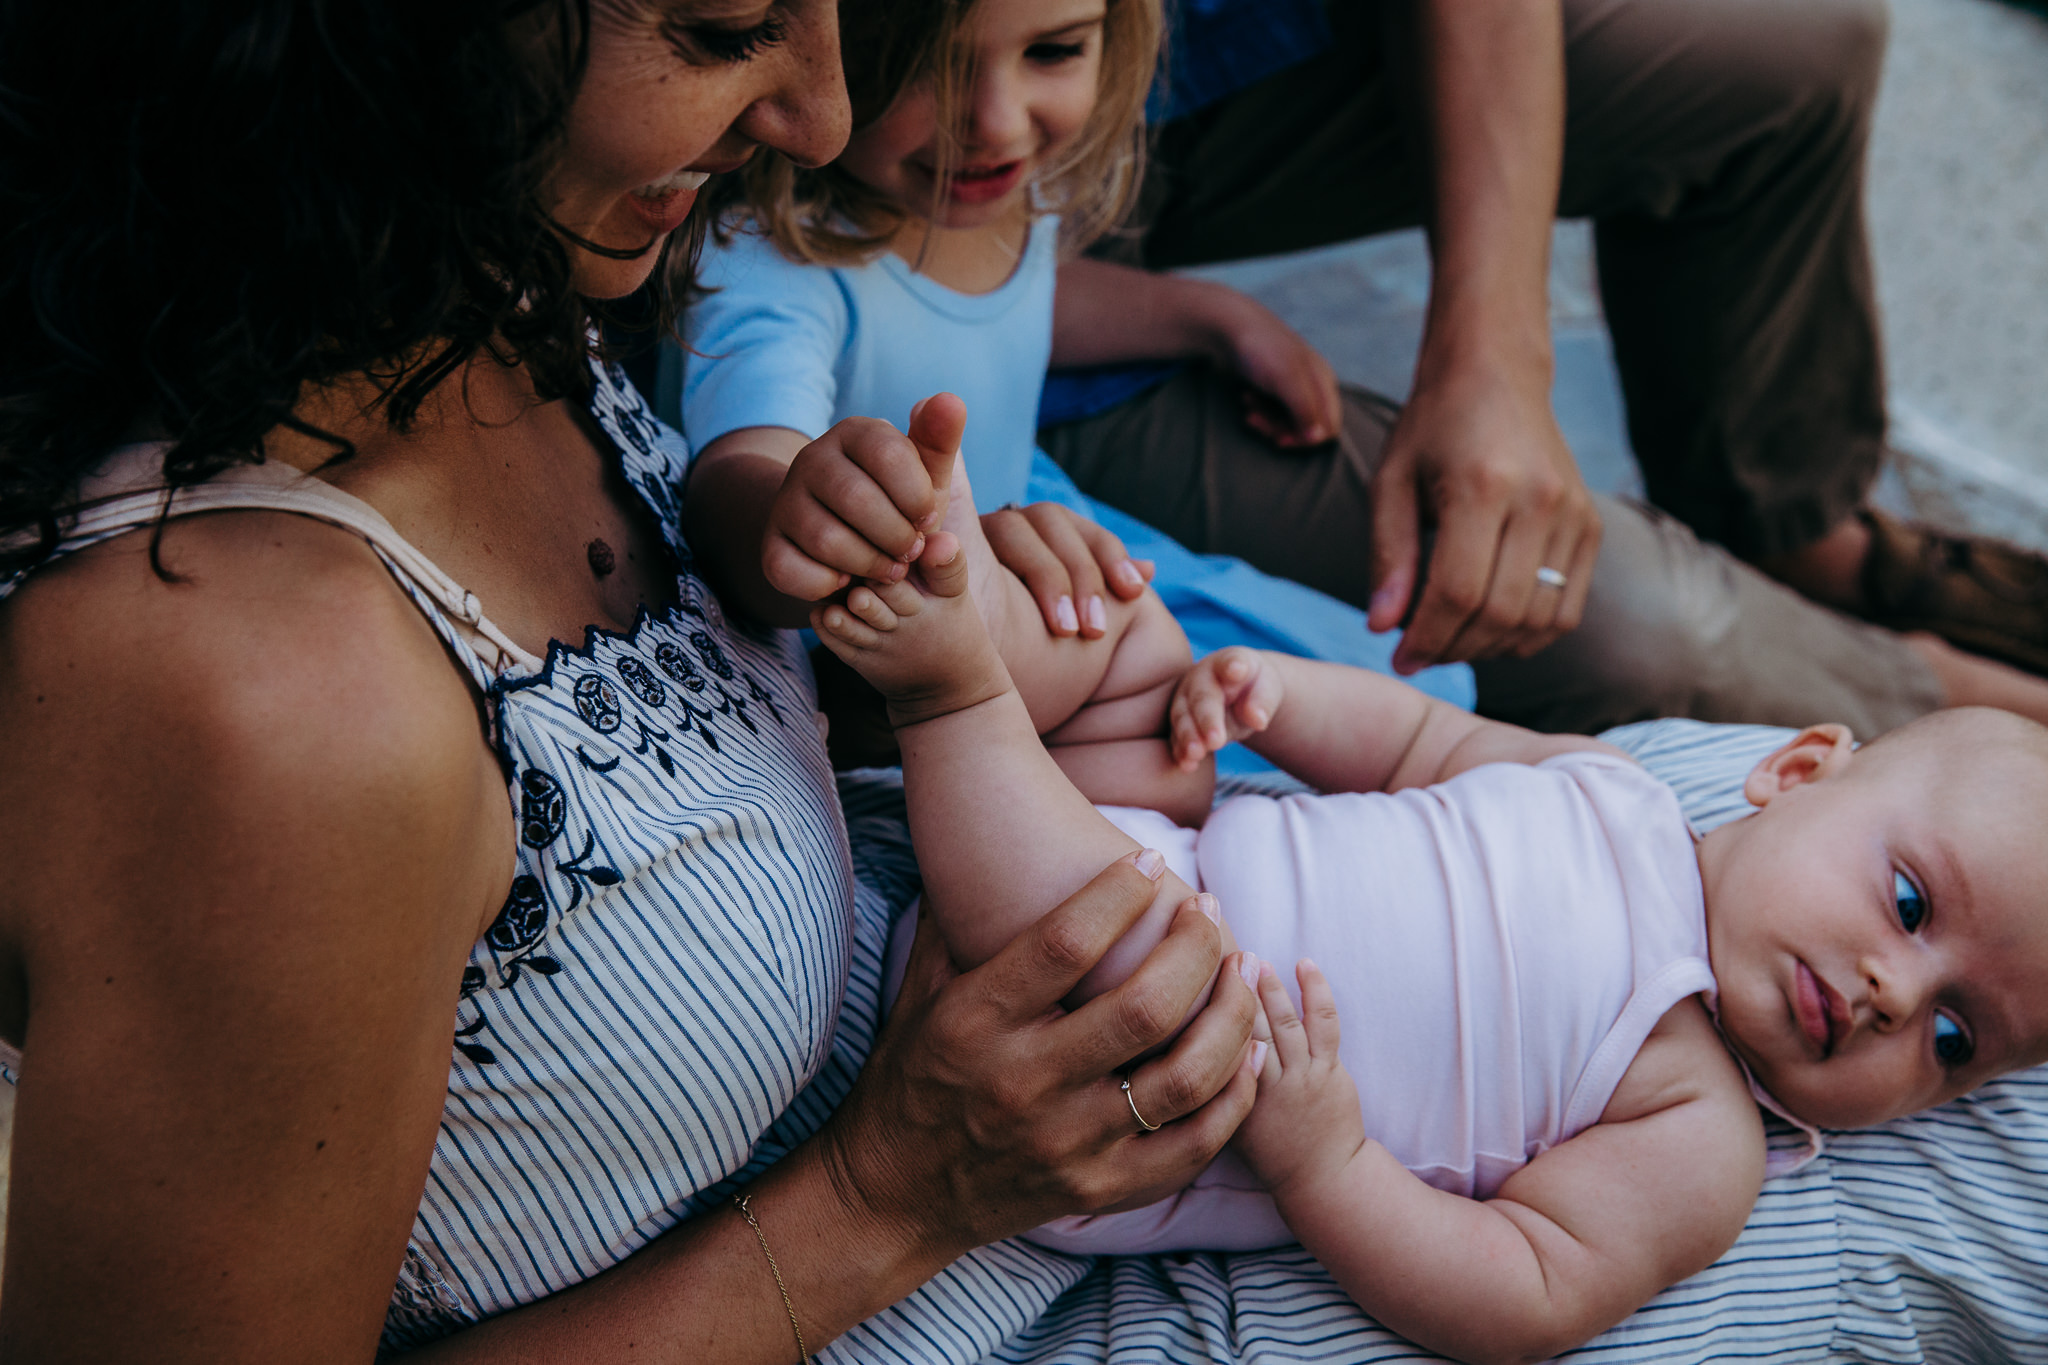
[814,539,1238,1003]
[1241,968,1764,1365]
[1171,647,1625,795]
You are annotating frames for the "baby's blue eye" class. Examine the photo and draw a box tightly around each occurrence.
[1935,1013,1974,1067]
[1894,870,1927,932]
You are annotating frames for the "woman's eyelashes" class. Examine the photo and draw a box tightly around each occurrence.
[1893,868,1928,933]
[663,11,787,65]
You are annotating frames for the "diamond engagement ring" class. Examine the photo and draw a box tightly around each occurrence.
[1534,566,1569,590]
[1121,1077,1161,1133]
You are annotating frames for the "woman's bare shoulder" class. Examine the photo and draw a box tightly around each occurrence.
[0,507,515,1002]
[0,510,516,1358]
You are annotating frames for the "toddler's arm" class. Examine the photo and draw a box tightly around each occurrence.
[1239,966,1764,1365]
[685,415,952,629]
[1170,646,1626,794]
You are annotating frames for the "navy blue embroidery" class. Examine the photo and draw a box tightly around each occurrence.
[747,675,785,727]
[519,770,566,848]
[554,829,622,908]
[655,641,705,691]
[574,674,623,733]
[576,746,620,774]
[616,655,666,707]
[690,630,735,680]
[631,717,679,774]
[488,874,549,953]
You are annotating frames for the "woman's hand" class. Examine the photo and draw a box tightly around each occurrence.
[827,852,1262,1256]
[982,502,1153,640]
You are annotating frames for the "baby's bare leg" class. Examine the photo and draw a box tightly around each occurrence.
[814,541,1236,1002]
[947,476,1214,824]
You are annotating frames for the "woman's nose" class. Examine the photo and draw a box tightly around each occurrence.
[740,3,852,168]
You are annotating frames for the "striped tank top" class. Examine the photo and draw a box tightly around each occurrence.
[0,361,872,1349]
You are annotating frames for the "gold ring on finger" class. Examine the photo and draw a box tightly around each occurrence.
[1121,1077,1161,1133]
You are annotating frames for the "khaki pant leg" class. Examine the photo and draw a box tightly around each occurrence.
[1118,0,1890,558]
[1473,496,1942,739]
[1042,366,1942,736]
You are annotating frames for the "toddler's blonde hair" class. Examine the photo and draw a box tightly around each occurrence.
[706,0,1162,267]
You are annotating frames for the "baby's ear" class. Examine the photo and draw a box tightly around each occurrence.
[1744,723,1857,808]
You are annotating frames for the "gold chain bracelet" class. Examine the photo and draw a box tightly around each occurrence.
[734,1192,812,1364]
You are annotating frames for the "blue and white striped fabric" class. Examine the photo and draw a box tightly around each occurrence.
[813,721,2048,1365]
[28,370,2041,1359]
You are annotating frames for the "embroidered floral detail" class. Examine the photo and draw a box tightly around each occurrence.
[487,874,549,953]
[690,630,736,680]
[573,674,623,733]
[615,655,666,707]
[518,769,566,848]
[631,717,680,773]
[654,640,706,691]
[747,675,785,727]
[554,829,622,908]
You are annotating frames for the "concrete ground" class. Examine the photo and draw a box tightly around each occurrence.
[1,0,2042,1287]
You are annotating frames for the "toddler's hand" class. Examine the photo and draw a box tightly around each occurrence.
[1232,959,1367,1202]
[762,394,967,603]
[1169,646,1283,771]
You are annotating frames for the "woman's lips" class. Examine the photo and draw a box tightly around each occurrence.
[1793,962,1843,1056]
[623,169,712,237]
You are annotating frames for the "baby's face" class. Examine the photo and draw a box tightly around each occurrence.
[1697,719,2048,1129]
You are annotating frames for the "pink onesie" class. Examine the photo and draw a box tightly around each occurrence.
[1030,751,1720,1254]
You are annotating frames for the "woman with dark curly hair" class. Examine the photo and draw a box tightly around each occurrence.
[0,2,1259,1357]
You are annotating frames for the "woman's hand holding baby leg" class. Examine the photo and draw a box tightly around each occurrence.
[1232,960,1368,1204]
[828,853,1262,1256]
[760,394,967,602]
[1169,646,1286,770]
[983,501,1153,640]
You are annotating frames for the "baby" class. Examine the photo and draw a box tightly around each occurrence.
[808,514,2048,1364]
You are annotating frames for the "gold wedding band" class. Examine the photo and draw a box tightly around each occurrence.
[1121,1077,1161,1133]
[1534,565,1568,590]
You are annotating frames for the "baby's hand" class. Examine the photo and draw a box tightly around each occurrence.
[1168,646,1283,771]
[762,394,967,603]
[1232,960,1367,1202]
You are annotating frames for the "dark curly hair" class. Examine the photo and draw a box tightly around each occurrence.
[0,0,687,575]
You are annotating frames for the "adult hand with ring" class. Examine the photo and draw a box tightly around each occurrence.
[1535,565,1568,590]
[822,852,1262,1257]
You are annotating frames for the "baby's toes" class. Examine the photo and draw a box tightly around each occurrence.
[812,602,883,652]
[862,575,927,620]
[845,585,902,633]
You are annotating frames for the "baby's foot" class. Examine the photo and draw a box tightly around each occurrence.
[811,532,1015,729]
